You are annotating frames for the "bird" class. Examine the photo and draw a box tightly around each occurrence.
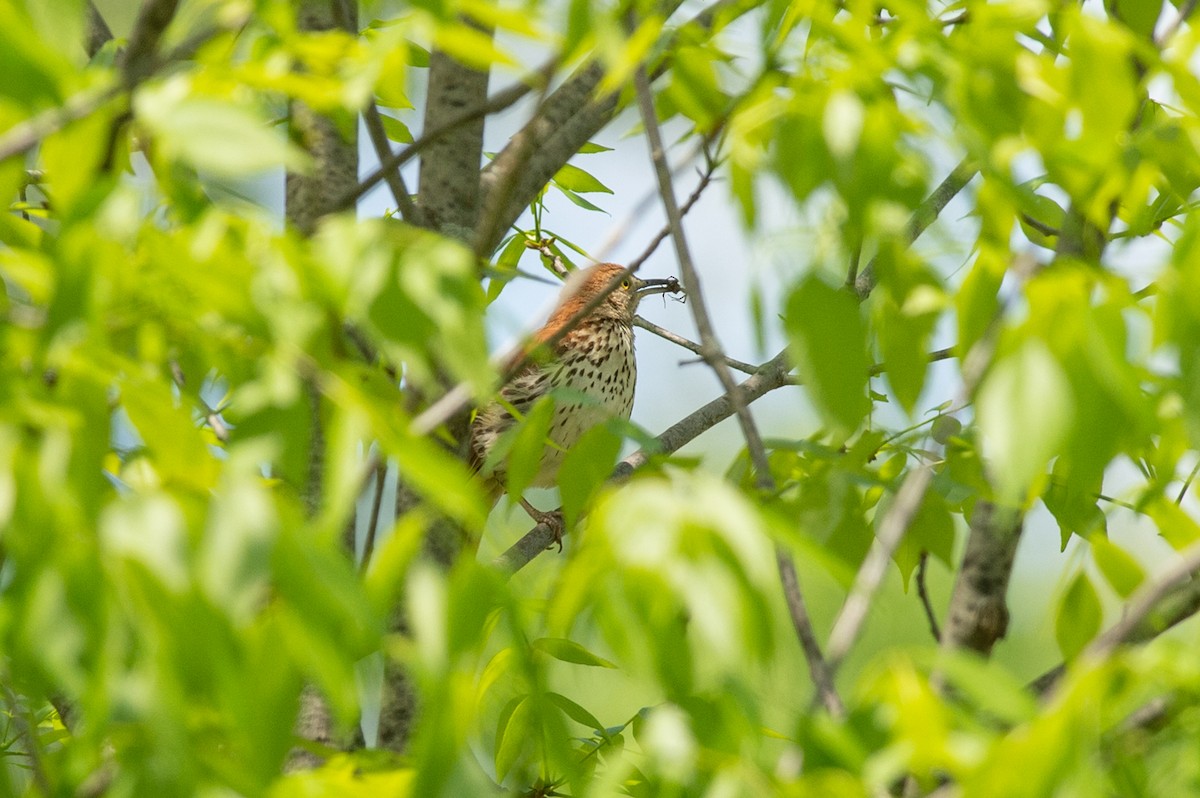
[470,262,681,541]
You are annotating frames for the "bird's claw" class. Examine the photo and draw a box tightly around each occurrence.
[519,499,566,553]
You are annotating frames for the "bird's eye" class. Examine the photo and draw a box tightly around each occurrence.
[620,278,631,290]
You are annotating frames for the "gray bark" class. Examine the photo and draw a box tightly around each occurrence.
[416,24,492,239]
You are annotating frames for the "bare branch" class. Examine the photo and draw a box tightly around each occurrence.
[854,157,978,299]
[916,552,942,642]
[940,501,1023,656]
[633,316,757,375]
[1085,542,1200,661]
[332,70,546,213]
[362,103,420,224]
[0,88,118,162]
[625,147,722,274]
[122,0,182,85]
[825,466,935,673]
[474,0,739,255]
[777,548,844,716]
[634,63,843,718]
[1156,0,1200,46]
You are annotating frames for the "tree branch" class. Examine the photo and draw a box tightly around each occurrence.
[854,157,978,299]
[416,19,492,238]
[825,465,935,673]
[649,61,844,717]
[633,316,758,374]
[474,0,737,255]
[332,69,545,213]
[939,501,1023,656]
[121,0,182,85]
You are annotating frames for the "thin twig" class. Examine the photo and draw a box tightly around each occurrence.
[854,157,978,300]
[359,458,387,572]
[1156,0,1200,46]
[825,466,935,672]
[1176,458,1200,504]
[332,0,421,229]
[624,148,722,274]
[1082,541,1200,662]
[0,87,119,162]
[635,63,843,718]
[633,316,757,375]
[916,551,941,642]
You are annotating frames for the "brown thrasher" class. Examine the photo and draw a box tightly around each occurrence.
[471,263,681,532]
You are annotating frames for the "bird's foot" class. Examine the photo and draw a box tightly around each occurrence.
[519,499,566,552]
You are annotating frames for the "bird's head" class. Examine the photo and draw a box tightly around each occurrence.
[552,263,681,327]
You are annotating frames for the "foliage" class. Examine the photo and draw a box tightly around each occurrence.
[3,0,1200,796]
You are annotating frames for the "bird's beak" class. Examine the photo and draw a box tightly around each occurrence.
[635,276,683,297]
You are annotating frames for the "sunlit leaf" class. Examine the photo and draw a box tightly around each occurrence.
[533,637,617,668]
[1055,570,1102,661]
[785,275,871,437]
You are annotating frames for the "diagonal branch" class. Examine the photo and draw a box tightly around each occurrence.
[824,465,935,673]
[331,0,420,226]
[122,0,182,85]
[474,0,740,255]
[331,70,546,213]
[634,63,844,718]
[854,157,978,299]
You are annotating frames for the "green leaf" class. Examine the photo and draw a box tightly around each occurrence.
[577,141,614,154]
[556,187,608,213]
[667,45,725,130]
[977,340,1073,506]
[546,692,603,730]
[505,396,555,503]
[956,249,1006,357]
[494,695,531,781]
[532,637,617,668]
[892,490,955,590]
[378,113,413,143]
[784,275,871,437]
[557,423,623,527]
[1055,570,1102,661]
[134,87,308,178]
[874,286,940,415]
[552,163,613,194]
[1145,495,1200,550]
[1090,535,1145,598]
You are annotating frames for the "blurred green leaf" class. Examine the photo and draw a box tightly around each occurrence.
[494,695,532,781]
[557,422,623,527]
[1089,535,1145,598]
[546,691,603,730]
[533,637,617,668]
[135,85,309,177]
[1055,570,1102,661]
[785,276,871,438]
[504,397,556,500]
[977,340,1073,506]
